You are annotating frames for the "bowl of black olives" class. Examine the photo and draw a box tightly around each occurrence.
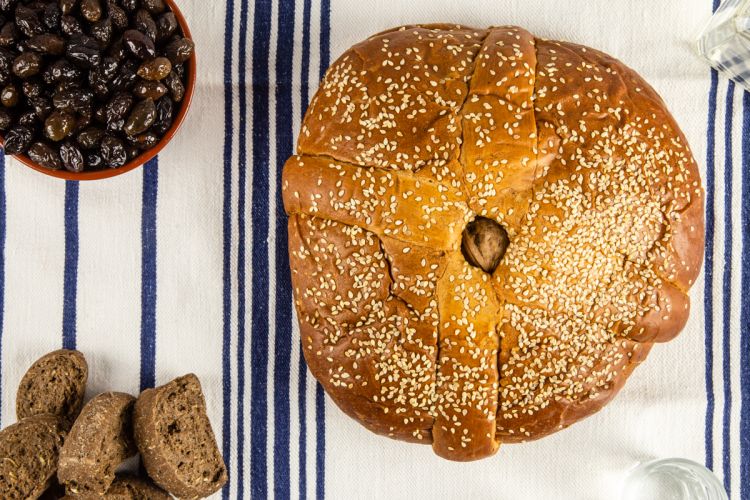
[0,0,195,180]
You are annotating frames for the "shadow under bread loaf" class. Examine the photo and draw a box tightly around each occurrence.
[57,392,137,496]
[283,24,705,461]
[0,415,67,499]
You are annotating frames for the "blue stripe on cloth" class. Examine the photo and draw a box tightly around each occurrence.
[251,0,272,498]
[704,67,718,471]
[221,0,236,497]
[274,0,296,498]
[320,0,330,80]
[140,158,158,391]
[62,181,79,350]
[0,154,5,426]
[298,1,312,498]
[315,384,325,500]
[238,0,251,497]
[721,80,734,495]
[740,89,750,500]
[316,3,331,499]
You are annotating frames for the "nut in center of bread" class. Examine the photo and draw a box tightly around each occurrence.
[461,216,509,274]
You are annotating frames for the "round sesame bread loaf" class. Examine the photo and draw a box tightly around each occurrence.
[57,392,137,496]
[282,25,704,461]
[0,415,67,499]
[16,349,88,428]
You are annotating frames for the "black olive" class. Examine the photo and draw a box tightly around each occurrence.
[60,14,82,35]
[106,117,123,132]
[15,5,43,37]
[28,141,62,169]
[44,58,82,84]
[66,34,101,68]
[90,17,112,45]
[123,29,155,59]
[87,57,118,95]
[137,56,170,81]
[0,21,17,46]
[0,0,17,13]
[0,108,11,129]
[165,37,194,65]
[120,0,138,12]
[28,96,52,119]
[3,125,32,154]
[43,3,61,30]
[106,37,127,61]
[134,9,156,41]
[107,2,127,29]
[103,91,132,123]
[132,79,166,100]
[26,33,65,55]
[100,134,126,167]
[80,0,102,22]
[21,79,42,98]
[163,70,183,102]
[53,88,93,112]
[172,62,184,79]
[84,149,103,168]
[142,0,164,14]
[18,110,37,127]
[60,141,84,172]
[59,0,79,15]
[123,97,154,135]
[12,52,43,78]
[44,111,76,141]
[0,46,12,74]
[110,58,137,90]
[0,83,18,107]
[76,126,103,148]
[127,130,157,148]
[156,12,176,42]
[151,94,172,134]
[125,143,139,159]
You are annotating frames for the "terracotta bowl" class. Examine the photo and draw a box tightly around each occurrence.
[0,0,196,181]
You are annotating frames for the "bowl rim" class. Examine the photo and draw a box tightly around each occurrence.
[0,0,197,181]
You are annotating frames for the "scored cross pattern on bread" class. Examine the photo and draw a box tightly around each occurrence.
[282,25,704,461]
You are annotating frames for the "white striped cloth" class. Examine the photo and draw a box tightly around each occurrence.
[0,0,746,499]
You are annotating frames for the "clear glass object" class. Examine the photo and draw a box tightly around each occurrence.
[698,0,750,91]
[621,458,728,500]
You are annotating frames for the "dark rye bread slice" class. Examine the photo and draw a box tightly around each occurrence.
[104,475,171,500]
[0,414,67,499]
[17,349,88,427]
[58,392,137,496]
[134,374,227,498]
[60,475,170,499]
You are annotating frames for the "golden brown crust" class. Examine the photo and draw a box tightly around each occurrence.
[284,25,704,461]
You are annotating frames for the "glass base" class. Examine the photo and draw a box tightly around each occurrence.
[621,458,728,500]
